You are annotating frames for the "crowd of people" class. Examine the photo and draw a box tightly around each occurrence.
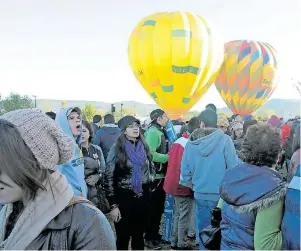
[0,104,300,250]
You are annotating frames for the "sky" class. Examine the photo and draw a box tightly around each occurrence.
[0,0,300,110]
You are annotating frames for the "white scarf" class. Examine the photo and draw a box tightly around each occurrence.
[0,171,74,250]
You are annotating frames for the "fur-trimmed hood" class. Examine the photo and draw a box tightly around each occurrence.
[189,128,225,156]
[220,162,287,213]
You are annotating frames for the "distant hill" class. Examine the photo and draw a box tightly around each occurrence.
[37,98,300,118]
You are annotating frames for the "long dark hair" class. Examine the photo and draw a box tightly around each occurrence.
[115,131,152,168]
[82,120,94,143]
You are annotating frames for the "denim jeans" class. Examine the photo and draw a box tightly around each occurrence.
[195,199,218,250]
[171,196,193,248]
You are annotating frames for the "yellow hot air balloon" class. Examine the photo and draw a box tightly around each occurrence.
[128,12,224,119]
[215,40,279,115]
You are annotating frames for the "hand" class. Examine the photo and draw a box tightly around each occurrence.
[110,207,122,222]
[86,174,100,186]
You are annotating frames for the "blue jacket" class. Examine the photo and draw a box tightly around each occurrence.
[219,163,286,250]
[93,124,120,160]
[56,108,87,198]
[282,165,300,250]
[180,128,240,201]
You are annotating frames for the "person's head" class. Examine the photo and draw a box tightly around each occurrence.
[82,120,93,145]
[292,124,300,153]
[150,109,169,128]
[231,121,244,139]
[46,111,56,120]
[243,119,258,135]
[115,116,151,167]
[205,103,217,113]
[67,107,82,137]
[93,115,102,126]
[231,114,243,123]
[118,116,141,141]
[104,114,115,125]
[267,115,281,128]
[239,122,282,167]
[187,117,201,134]
[0,109,74,205]
[197,109,218,128]
[217,114,230,133]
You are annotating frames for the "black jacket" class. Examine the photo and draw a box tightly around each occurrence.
[82,144,110,213]
[105,143,155,206]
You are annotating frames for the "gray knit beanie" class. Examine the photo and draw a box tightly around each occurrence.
[0,109,74,171]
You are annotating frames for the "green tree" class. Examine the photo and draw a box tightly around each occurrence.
[183,111,200,121]
[0,93,34,114]
[255,109,277,120]
[82,104,97,122]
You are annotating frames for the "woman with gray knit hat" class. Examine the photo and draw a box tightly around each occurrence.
[105,115,154,250]
[0,109,116,250]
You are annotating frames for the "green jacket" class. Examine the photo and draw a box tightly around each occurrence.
[144,125,168,179]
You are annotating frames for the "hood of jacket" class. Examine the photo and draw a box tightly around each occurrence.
[55,107,81,144]
[220,162,287,213]
[189,128,225,156]
[102,125,120,135]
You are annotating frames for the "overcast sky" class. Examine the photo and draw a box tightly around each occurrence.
[0,0,300,109]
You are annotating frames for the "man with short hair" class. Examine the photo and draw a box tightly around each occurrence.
[144,109,169,250]
[180,108,240,250]
[93,114,120,162]
[91,114,102,134]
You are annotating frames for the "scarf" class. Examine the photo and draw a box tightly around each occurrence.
[125,140,146,195]
[0,171,74,250]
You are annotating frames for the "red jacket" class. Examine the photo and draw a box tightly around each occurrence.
[163,135,193,196]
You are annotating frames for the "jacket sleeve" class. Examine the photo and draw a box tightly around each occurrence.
[254,199,284,250]
[145,130,168,163]
[57,164,83,196]
[104,145,116,206]
[73,207,116,250]
[92,145,106,170]
[179,145,192,188]
[224,137,240,169]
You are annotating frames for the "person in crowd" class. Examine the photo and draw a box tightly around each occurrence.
[243,119,258,136]
[91,114,102,134]
[94,114,121,162]
[219,123,286,250]
[217,114,230,134]
[287,124,300,182]
[45,111,56,120]
[81,120,110,214]
[164,117,200,250]
[281,125,300,250]
[267,115,281,128]
[231,114,243,123]
[205,103,217,113]
[105,116,154,250]
[0,109,116,250]
[180,108,240,250]
[231,121,244,151]
[144,109,169,249]
[281,121,291,145]
[56,107,87,198]
[243,114,254,121]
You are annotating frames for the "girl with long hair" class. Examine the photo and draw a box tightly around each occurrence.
[0,109,115,250]
[105,116,154,250]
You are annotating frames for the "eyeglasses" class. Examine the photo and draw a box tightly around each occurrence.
[127,123,141,129]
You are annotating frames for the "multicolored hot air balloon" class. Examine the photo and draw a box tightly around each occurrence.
[128,12,224,119]
[215,40,278,115]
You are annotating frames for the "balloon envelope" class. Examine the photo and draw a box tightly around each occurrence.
[215,40,278,115]
[128,12,224,119]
